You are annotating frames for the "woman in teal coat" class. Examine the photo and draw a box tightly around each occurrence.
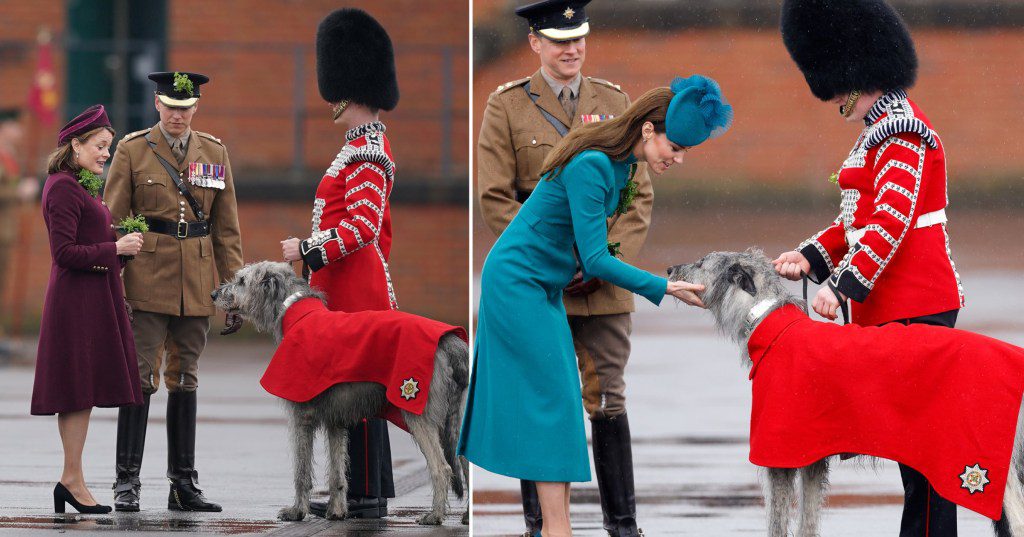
[460,75,733,534]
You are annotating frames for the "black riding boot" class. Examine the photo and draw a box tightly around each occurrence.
[520,480,543,536]
[166,391,221,512]
[113,393,150,511]
[592,413,642,537]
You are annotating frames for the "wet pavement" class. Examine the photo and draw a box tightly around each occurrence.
[469,270,1024,535]
[0,339,469,535]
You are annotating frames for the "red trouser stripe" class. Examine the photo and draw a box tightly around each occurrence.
[925,485,931,537]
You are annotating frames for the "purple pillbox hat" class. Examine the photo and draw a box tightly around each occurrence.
[57,104,111,146]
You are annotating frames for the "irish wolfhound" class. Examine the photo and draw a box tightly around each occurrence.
[212,261,469,525]
[668,249,1024,537]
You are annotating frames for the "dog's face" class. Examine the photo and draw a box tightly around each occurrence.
[667,249,791,345]
[212,261,297,322]
[668,250,772,307]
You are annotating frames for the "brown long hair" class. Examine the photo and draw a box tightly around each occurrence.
[540,87,674,180]
[46,126,116,175]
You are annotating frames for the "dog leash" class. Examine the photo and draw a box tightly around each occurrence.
[286,235,312,282]
[802,273,810,316]
[829,282,851,325]
[801,272,850,325]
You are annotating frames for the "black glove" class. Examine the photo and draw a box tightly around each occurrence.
[124,298,134,324]
[220,312,243,335]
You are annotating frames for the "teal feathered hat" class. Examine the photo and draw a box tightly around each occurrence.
[665,75,733,147]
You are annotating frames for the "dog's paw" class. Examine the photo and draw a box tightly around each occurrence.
[324,505,347,521]
[278,506,307,521]
[461,509,469,525]
[417,511,445,525]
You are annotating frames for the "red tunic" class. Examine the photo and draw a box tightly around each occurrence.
[261,297,467,429]
[300,121,397,312]
[798,91,964,326]
[747,304,1024,519]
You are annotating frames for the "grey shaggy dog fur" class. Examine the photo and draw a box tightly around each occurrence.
[668,249,1024,537]
[213,261,469,525]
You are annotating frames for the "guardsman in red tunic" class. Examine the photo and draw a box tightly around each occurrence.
[773,1,965,535]
[791,90,963,327]
[299,121,396,313]
[280,7,400,519]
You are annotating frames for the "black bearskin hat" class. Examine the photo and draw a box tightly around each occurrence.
[781,0,918,101]
[316,8,399,111]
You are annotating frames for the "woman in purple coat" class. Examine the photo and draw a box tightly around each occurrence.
[31,105,145,513]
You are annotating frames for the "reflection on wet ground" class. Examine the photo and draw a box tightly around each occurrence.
[0,515,277,534]
[0,512,466,534]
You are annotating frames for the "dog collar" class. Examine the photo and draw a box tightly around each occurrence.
[745,298,779,334]
[283,291,306,311]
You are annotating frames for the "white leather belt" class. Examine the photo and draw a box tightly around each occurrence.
[915,208,947,228]
[845,208,947,245]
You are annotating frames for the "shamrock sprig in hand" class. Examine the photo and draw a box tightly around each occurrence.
[114,215,148,261]
[76,169,103,197]
[116,215,149,234]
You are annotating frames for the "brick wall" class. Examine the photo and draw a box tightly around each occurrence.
[474,29,1024,198]
[474,0,515,23]
[166,0,469,186]
[0,1,65,169]
[0,0,469,187]
[0,2,64,92]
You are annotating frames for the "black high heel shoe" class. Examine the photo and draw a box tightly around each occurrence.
[53,482,112,514]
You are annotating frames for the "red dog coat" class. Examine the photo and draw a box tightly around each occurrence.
[748,304,1024,519]
[261,298,467,430]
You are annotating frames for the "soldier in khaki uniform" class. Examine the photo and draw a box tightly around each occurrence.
[104,71,243,513]
[477,2,652,535]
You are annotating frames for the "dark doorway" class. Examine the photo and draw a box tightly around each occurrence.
[65,0,166,137]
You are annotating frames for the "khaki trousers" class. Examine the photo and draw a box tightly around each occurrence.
[570,312,632,420]
[132,311,210,393]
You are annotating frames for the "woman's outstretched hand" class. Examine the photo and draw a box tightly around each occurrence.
[773,251,810,281]
[115,232,143,256]
[667,280,706,308]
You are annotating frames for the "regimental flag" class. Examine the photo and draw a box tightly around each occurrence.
[27,27,58,127]
[580,114,614,124]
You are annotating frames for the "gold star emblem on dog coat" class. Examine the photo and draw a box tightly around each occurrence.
[400,377,420,400]
[563,7,575,19]
[960,463,990,494]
